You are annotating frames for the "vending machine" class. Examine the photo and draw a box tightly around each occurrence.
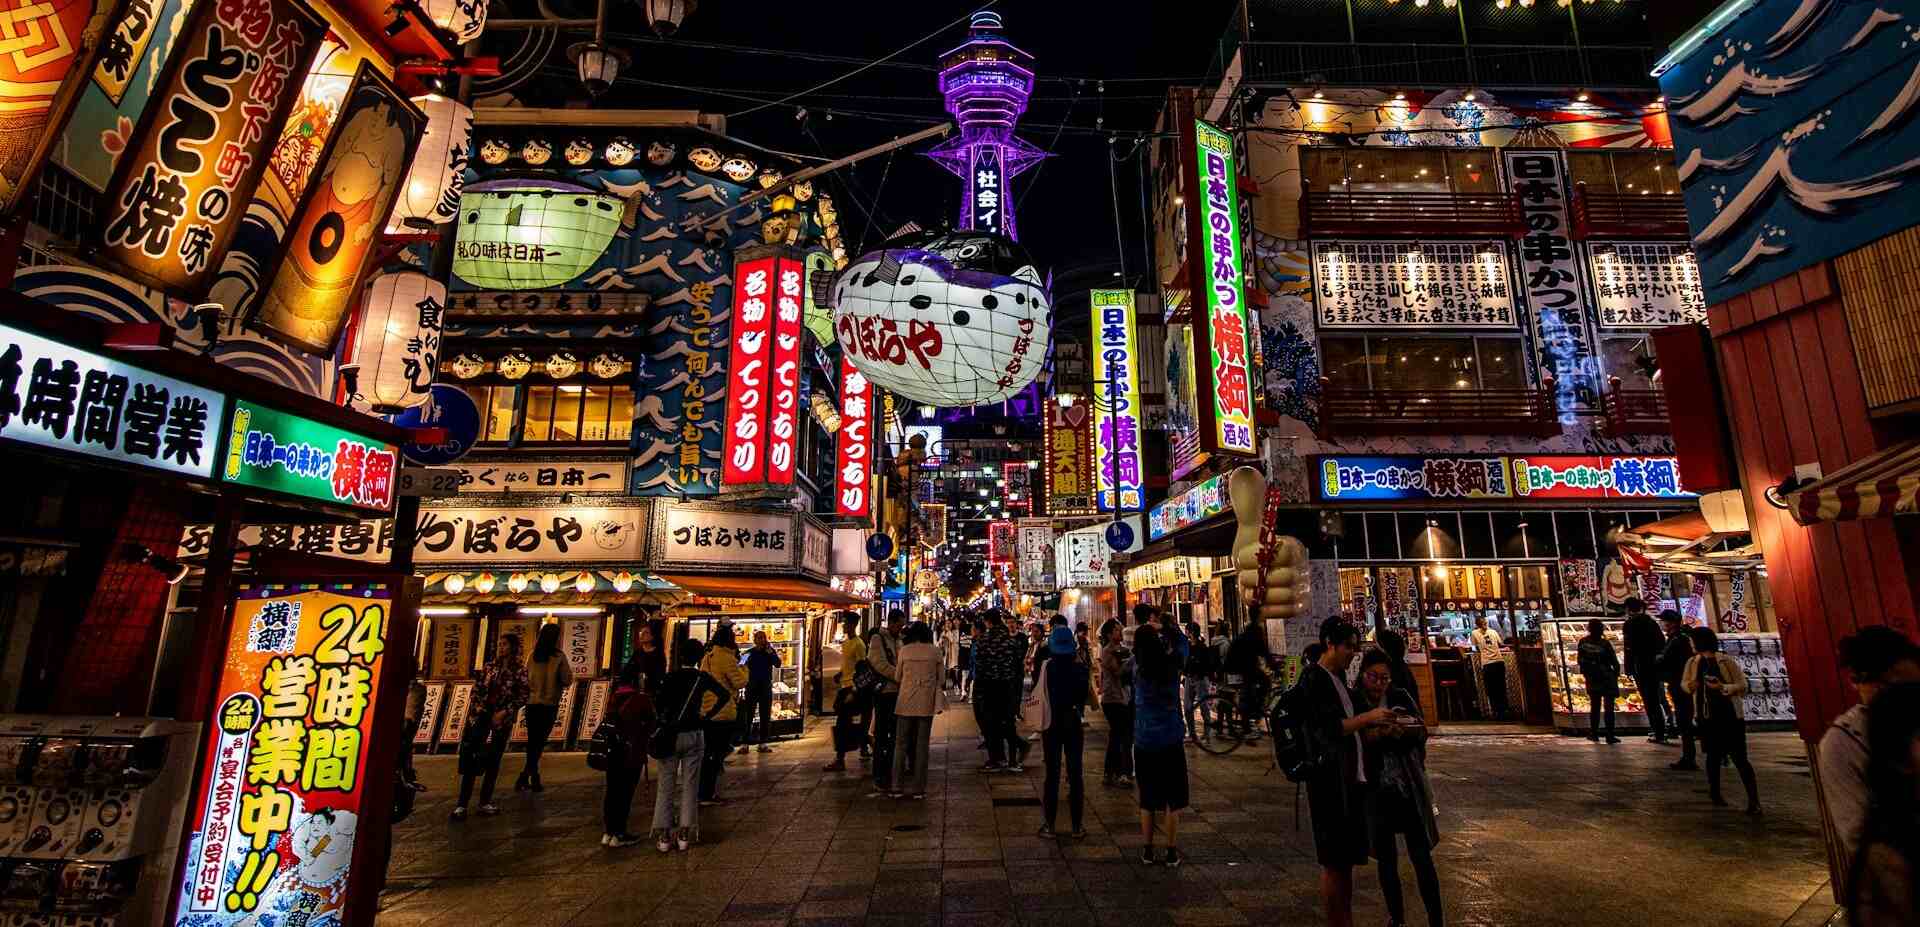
[0,717,198,927]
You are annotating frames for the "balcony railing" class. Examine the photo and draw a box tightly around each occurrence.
[1600,379,1670,435]
[1234,42,1660,90]
[1317,379,1561,438]
[1301,189,1525,238]
[1571,186,1691,239]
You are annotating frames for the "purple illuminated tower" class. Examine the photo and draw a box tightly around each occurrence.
[926,11,1046,241]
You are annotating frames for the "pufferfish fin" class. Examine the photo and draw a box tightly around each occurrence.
[1010,265,1043,287]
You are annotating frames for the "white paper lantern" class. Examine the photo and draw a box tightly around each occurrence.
[423,0,486,44]
[611,571,634,593]
[388,95,473,230]
[540,573,561,594]
[574,572,595,594]
[507,572,529,593]
[831,230,1051,407]
[443,573,465,594]
[345,271,445,413]
[473,573,496,594]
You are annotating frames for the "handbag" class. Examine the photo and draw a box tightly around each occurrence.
[1020,661,1052,732]
[648,678,702,761]
[455,717,490,776]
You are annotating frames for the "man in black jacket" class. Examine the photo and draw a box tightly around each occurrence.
[1620,598,1668,743]
[1656,610,1698,769]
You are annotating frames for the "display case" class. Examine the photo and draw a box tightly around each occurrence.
[681,613,807,738]
[1539,618,1649,731]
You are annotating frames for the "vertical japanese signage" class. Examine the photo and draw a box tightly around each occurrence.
[176,582,391,925]
[835,358,874,518]
[0,321,225,478]
[250,64,424,354]
[93,0,327,297]
[1184,119,1256,458]
[220,400,399,512]
[766,257,803,484]
[1043,399,1091,515]
[1091,289,1143,513]
[426,615,475,679]
[1503,150,1597,418]
[721,253,777,487]
[1016,518,1055,594]
[0,0,119,215]
[988,520,1015,564]
[971,145,1004,236]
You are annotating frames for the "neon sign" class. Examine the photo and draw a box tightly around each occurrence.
[1188,119,1255,457]
[1092,289,1143,512]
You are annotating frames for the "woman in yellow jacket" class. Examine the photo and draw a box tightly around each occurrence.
[697,624,750,805]
[1681,627,1761,814]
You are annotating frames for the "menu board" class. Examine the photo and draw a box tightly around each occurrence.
[1312,240,1517,328]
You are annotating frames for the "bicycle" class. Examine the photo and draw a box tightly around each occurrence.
[1194,679,1284,756]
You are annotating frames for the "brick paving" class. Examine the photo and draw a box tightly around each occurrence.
[378,710,1835,926]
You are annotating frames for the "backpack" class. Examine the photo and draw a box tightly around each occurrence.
[1270,677,1333,784]
[585,721,624,772]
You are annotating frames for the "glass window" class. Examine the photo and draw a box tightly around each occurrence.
[1566,151,1615,192]
[1475,337,1527,389]
[1350,148,1449,193]
[1364,513,1400,559]
[550,386,583,441]
[462,386,517,443]
[1615,151,1679,196]
[1401,513,1462,560]
[1554,511,1598,560]
[607,387,633,442]
[1302,148,1354,193]
[1601,335,1658,390]
[1460,512,1496,560]
[580,386,612,441]
[1444,150,1497,193]
[523,386,555,442]
[1371,337,1477,391]
[1320,337,1372,386]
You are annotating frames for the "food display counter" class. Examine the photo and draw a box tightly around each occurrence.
[1540,618,1650,732]
[679,612,808,738]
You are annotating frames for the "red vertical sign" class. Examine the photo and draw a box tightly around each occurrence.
[835,358,874,518]
[722,254,777,486]
[767,258,804,484]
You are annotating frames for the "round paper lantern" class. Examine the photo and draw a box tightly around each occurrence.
[540,573,561,594]
[422,0,486,43]
[450,353,487,379]
[473,573,496,594]
[588,353,625,378]
[345,271,445,412]
[564,138,594,166]
[605,137,636,166]
[507,572,529,593]
[574,572,595,594]
[497,351,532,379]
[479,138,510,165]
[388,94,473,231]
[831,229,1051,407]
[544,351,580,379]
[611,571,635,593]
[521,139,552,165]
[443,573,465,594]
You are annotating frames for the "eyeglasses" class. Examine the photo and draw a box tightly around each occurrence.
[1361,671,1392,684]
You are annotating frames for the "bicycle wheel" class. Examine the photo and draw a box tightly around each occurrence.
[1194,694,1244,755]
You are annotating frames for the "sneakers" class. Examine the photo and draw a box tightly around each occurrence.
[822,759,847,772]
[449,806,467,821]
[909,793,926,801]
[1164,847,1183,868]
[675,832,693,852]
[979,762,1006,773]
[1140,845,1158,866]
[1037,824,1056,838]
[1005,762,1025,773]
[1069,829,1088,840]
[1605,736,1622,745]
[757,745,773,753]
[656,836,673,854]
[477,803,500,816]
[601,833,612,847]
[609,834,642,848]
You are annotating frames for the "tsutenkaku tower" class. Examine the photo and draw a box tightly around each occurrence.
[925,11,1047,241]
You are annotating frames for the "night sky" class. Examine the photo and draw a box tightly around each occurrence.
[510,0,1238,285]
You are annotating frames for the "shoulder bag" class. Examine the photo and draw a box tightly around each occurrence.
[647,678,701,761]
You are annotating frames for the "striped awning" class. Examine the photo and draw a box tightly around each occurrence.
[1784,440,1920,525]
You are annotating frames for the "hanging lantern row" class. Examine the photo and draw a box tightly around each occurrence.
[432,570,643,595]
[443,351,630,380]
[388,94,474,232]
[343,270,444,413]
[473,133,769,183]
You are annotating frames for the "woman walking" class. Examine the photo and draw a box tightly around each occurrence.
[1096,620,1134,788]
[600,674,655,847]
[1847,683,1920,926]
[1576,619,1622,744]
[652,643,732,852]
[1037,626,1090,838]
[517,623,574,793]
[1356,650,1443,927]
[1682,627,1761,813]
[1132,618,1190,866]
[891,622,944,799]
[697,625,749,804]
[453,634,529,820]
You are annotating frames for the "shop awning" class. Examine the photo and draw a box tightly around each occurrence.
[1630,511,1710,542]
[1618,509,1764,574]
[658,573,865,607]
[1783,440,1920,525]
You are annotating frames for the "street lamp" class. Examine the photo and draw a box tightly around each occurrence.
[568,41,629,96]
[644,0,696,35]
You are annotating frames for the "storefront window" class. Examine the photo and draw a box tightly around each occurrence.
[1566,150,1681,195]
[1601,335,1659,389]
[522,384,634,443]
[1554,511,1599,560]
[1460,512,1496,560]
[1318,335,1527,390]
[522,386,555,442]
[1302,147,1494,194]
[1400,513,1462,560]
[461,385,517,443]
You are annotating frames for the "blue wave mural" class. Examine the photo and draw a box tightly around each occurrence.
[1660,0,1920,302]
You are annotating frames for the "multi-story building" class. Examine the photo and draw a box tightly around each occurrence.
[1144,0,1775,731]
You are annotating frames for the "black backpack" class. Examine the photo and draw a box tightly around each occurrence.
[585,721,624,772]
[1270,680,1333,784]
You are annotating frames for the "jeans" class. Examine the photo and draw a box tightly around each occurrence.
[1369,793,1444,927]
[698,719,735,800]
[744,686,775,744]
[457,723,510,807]
[603,764,641,836]
[1588,695,1616,739]
[651,730,704,838]
[978,680,1021,764]
[1667,679,1697,762]
[892,715,933,795]
[1100,702,1134,779]
[1633,670,1667,738]
[1182,677,1212,739]
[1041,722,1084,832]
[519,703,559,782]
[870,692,899,788]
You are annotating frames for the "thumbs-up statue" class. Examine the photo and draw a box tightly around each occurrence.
[1229,466,1310,620]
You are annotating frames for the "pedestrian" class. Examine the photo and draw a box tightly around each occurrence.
[941,620,962,691]
[516,623,573,793]
[1657,611,1699,770]
[823,611,868,772]
[1621,598,1669,743]
[651,641,732,853]
[697,625,748,805]
[1576,619,1621,744]
[1469,615,1508,720]
[891,621,944,799]
[1096,618,1134,787]
[600,673,655,848]
[1375,629,1419,698]
[960,620,978,700]
[975,608,1029,772]
[1681,626,1761,813]
[741,629,783,753]
[622,619,667,695]
[1182,619,1216,743]
[1036,625,1090,838]
[1132,615,1190,867]
[401,679,427,792]
[866,609,907,795]
[1294,617,1396,927]
[1845,682,1920,927]
[452,634,529,820]
[1226,620,1275,739]
[1820,627,1920,893]
[1356,650,1443,927]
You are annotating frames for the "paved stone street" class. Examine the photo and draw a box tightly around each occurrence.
[379,712,1835,926]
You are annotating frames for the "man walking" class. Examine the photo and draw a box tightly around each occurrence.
[1620,598,1668,742]
[974,609,1029,771]
[1657,611,1698,770]
[1818,625,1920,894]
[866,609,906,795]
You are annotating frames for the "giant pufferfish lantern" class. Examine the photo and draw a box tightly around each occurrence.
[830,229,1051,408]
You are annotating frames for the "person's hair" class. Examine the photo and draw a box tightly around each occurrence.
[1658,609,1684,624]
[905,622,934,645]
[711,624,737,649]
[531,622,562,662]
[1132,602,1157,626]
[1624,596,1646,613]
[1587,618,1606,637]
[1854,682,1920,917]
[987,607,1012,626]
[1184,620,1201,638]
[1075,621,1089,634]
[1359,649,1394,676]
[1320,616,1360,648]
[498,633,523,660]
[1839,626,1920,682]
[839,610,861,629]
[677,641,703,666]
[1132,624,1179,684]
[1050,614,1068,627]
[1689,626,1719,652]
[1099,619,1122,644]
[1303,642,1326,665]
[888,608,908,626]
[1377,628,1407,663]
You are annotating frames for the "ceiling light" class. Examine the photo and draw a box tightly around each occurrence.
[518,606,604,617]
[421,606,470,617]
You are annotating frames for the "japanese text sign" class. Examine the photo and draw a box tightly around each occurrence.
[653,505,817,573]
[1589,242,1707,328]
[1186,119,1256,457]
[722,253,777,487]
[1312,240,1517,328]
[0,321,226,479]
[220,400,399,512]
[175,582,391,925]
[767,258,804,485]
[988,520,1015,564]
[1044,398,1091,515]
[94,0,326,297]
[1314,455,1693,501]
[835,359,874,518]
[1503,150,1599,417]
[426,615,474,678]
[1054,526,1114,589]
[1091,289,1143,513]
[972,145,1004,236]
[413,505,647,563]
[1147,472,1230,541]
[1016,518,1055,594]
[446,460,627,494]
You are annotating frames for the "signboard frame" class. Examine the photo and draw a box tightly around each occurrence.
[1178,116,1258,462]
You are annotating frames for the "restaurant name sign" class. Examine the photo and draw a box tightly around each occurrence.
[1315,454,1692,502]
[1147,471,1230,541]
[221,400,399,513]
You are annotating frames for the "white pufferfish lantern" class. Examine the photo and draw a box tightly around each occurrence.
[830,229,1050,408]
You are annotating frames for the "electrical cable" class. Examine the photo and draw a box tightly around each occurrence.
[1016,80,1082,212]
[855,146,898,256]
[726,1,1000,119]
